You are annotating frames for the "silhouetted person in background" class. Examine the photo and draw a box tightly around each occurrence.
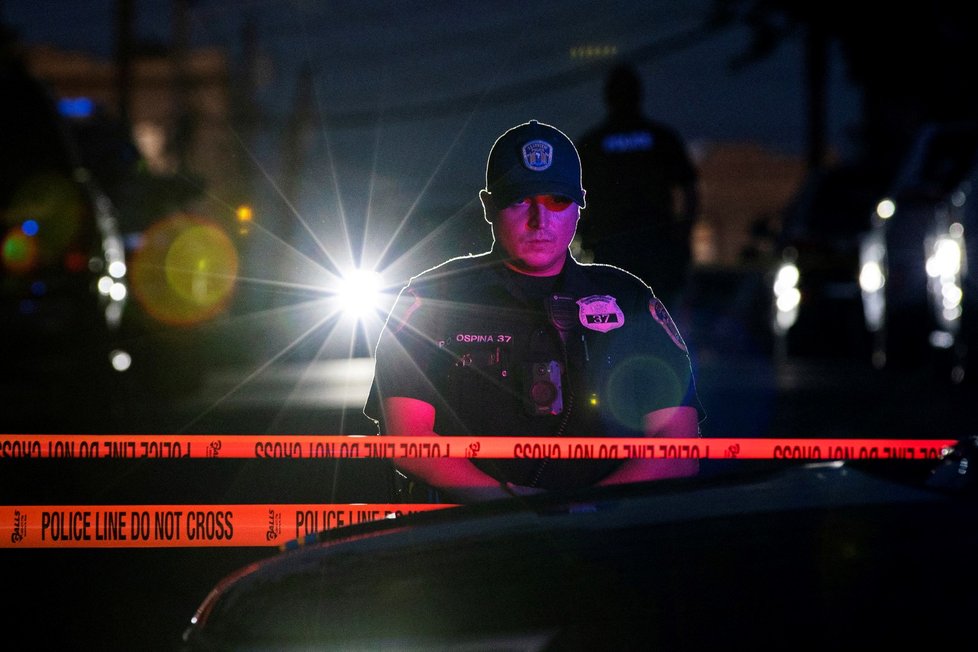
[578,63,700,307]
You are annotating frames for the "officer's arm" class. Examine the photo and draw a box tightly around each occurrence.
[383,396,514,503]
[596,405,700,485]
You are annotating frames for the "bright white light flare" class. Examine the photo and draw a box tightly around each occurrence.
[336,269,384,319]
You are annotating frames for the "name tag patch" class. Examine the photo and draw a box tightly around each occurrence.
[577,295,624,332]
[452,333,513,344]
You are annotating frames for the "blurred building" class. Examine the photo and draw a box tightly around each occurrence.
[693,141,807,267]
[22,44,808,272]
[22,44,242,217]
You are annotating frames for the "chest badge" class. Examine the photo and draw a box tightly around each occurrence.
[577,295,624,332]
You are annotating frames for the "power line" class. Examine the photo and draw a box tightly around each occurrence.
[269,20,728,128]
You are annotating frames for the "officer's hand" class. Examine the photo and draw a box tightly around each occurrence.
[503,482,546,498]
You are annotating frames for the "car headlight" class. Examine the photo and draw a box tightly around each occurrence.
[858,260,885,293]
[927,225,966,327]
[926,233,962,280]
[858,235,887,333]
[773,262,801,332]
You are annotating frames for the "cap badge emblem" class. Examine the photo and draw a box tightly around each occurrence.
[522,140,553,171]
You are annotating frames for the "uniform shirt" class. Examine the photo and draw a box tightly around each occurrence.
[365,250,702,490]
[577,112,697,249]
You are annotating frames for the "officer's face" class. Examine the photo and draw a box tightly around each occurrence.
[492,194,580,276]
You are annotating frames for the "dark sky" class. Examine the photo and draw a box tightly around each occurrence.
[2,0,861,158]
[3,0,864,277]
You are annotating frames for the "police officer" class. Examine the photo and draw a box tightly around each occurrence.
[577,63,700,308]
[365,119,703,503]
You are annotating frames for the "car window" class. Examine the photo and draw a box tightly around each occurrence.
[0,66,94,279]
[781,166,887,241]
[918,129,978,191]
[0,68,74,193]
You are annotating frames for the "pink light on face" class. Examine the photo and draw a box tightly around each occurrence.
[494,195,579,277]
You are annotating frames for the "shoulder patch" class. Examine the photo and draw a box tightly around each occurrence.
[577,295,624,332]
[649,297,687,352]
[387,287,422,334]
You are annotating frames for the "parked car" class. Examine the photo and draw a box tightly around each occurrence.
[923,158,978,384]
[769,162,891,357]
[0,56,129,430]
[858,121,978,370]
[180,440,978,651]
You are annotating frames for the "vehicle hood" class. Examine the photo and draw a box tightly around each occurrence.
[182,446,978,651]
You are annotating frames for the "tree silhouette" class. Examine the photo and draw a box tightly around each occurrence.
[714,1,978,171]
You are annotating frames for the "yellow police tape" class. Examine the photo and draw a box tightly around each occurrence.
[1,504,455,548]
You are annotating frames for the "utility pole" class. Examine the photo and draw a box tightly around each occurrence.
[804,20,828,170]
[238,16,259,184]
[281,61,314,206]
[171,0,192,172]
[114,0,134,126]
